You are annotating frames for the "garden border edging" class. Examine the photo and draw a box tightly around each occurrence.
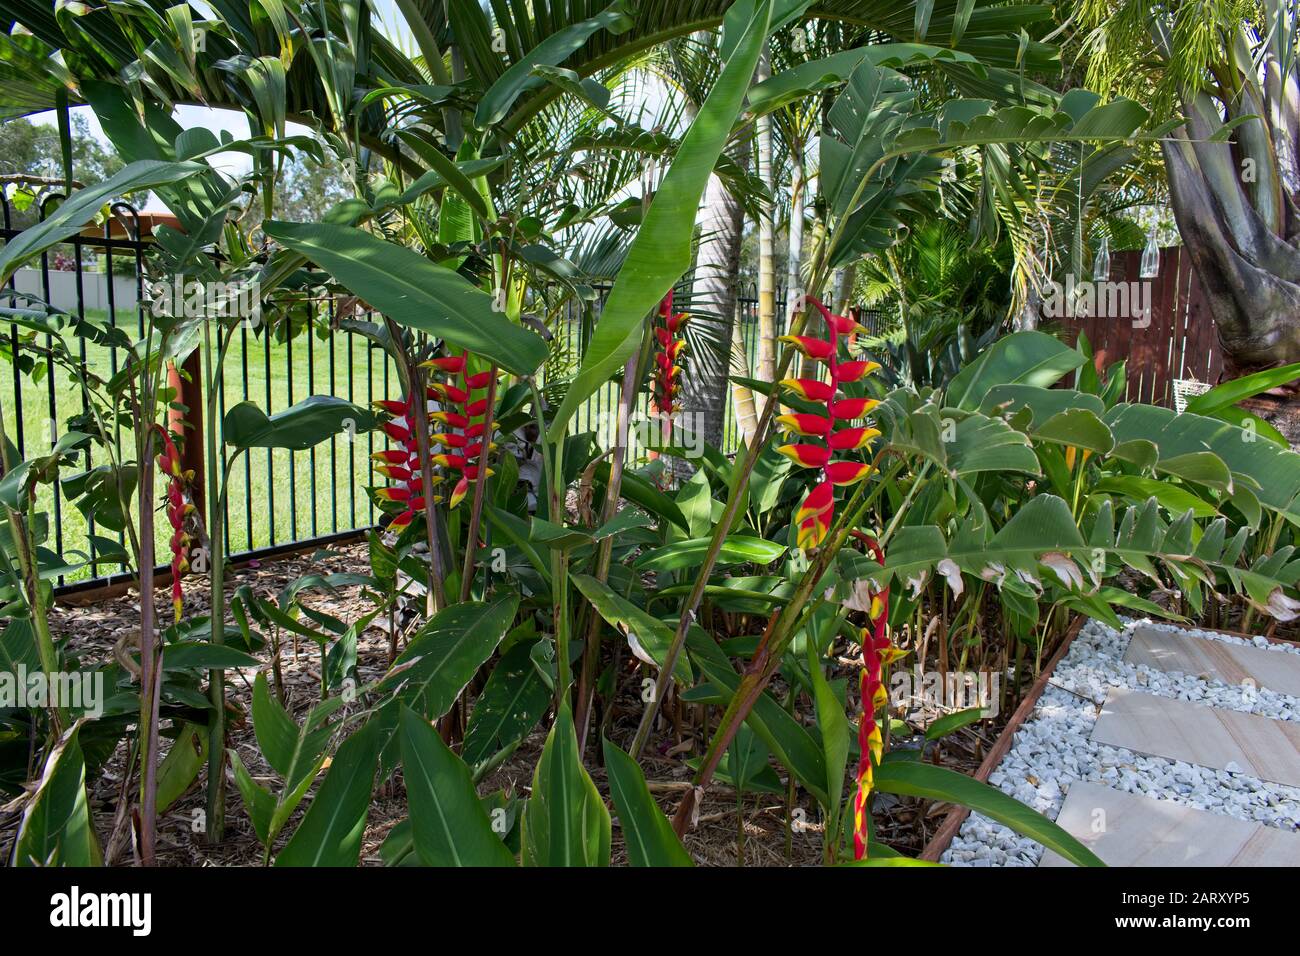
[919,613,1086,862]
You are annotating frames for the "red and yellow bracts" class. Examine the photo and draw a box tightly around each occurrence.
[155,427,196,624]
[423,353,496,510]
[372,352,498,529]
[776,297,881,550]
[371,390,439,533]
[849,532,902,860]
[653,291,688,415]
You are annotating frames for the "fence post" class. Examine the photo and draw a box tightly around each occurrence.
[167,349,206,516]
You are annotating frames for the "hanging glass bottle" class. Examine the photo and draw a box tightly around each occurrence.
[1092,233,1111,282]
[1140,223,1160,278]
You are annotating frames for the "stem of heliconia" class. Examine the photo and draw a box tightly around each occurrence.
[670,461,910,835]
[576,339,645,750]
[137,434,159,865]
[459,365,498,603]
[551,433,571,702]
[629,309,811,759]
[204,328,227,844]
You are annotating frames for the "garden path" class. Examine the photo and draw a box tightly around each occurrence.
[1042,625,1300,866]
[939,619,1300,866]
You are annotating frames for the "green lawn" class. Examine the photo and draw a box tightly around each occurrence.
[2,309,402,584]
[3,304,761,585]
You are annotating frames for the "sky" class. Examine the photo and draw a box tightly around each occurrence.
[22,0,415,210]
[18,2,678,218]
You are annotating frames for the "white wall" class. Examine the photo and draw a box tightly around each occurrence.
[11,267,139,313]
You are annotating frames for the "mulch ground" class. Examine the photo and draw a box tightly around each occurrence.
[3,540,1008,867]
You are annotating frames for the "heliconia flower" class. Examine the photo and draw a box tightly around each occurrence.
[825,312,865,336]
[381,420,411,443]
[388,510,415,532]
[780,378,836,402]
[779,296,882,550]
[824,461,874,486]
[794,481,835,551]
[652,291,690,415]
[778,443,832,468]
[155,425,196,624]
[431,410,469,429]
[778,334,835,361]
[422,349,498,510]
[422,355,466,374]
[848,532,903,862]
[836,360,882,383]
[371,391,428,531]
[429,382,470,404]
[830,397,880,420]
[776,413,832,437]
[827,427,881,451]
[449,476,470,509]
[372,449,407,466]
[433,453,468,470]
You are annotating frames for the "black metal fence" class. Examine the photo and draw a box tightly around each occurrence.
[1,193,890,591]
[0,196,403,590]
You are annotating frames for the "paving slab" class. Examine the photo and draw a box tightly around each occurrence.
[1091,687,1300,788]
[1040,781,1300,866]
[1125,626,1300,698]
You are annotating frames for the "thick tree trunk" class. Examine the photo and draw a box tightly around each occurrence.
[1164,131,1300,376]
[679,139,750,461]
[755,51,777,411]
[787,138,806,327]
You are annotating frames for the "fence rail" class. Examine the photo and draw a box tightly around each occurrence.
[0,193,894,593]
[1,197,404,591]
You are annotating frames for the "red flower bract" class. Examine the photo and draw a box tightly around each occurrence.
[155,426,196,623]
[777,297,881,550]
[652,291,689,415]
[419,351,497,510]
[848,532,903,862]
[371,391,436,532]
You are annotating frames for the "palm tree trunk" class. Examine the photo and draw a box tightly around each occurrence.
[755,50,777,407]
[729,302,760,448]
[832,262,856,315]
[786,132,806,333]
[679,138,750,462]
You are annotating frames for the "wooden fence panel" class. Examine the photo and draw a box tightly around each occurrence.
[1051,246,1222,407]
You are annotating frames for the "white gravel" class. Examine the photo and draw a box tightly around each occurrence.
[940,617,1300,866]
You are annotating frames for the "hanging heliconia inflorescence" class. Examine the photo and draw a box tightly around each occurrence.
[652,290,689,415]
[422,353,495,509]
[372,391,438,533]
[848,532,903,861]
[155,426,196,624]
[775,295,881,550]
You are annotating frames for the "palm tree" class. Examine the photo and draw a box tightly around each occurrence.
[1071,0,1300,385]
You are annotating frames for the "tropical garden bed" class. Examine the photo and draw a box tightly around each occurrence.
[3,0,1300,878]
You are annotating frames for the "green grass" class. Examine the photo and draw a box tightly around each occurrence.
[2,308,402,584]
[4,305,762,586]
